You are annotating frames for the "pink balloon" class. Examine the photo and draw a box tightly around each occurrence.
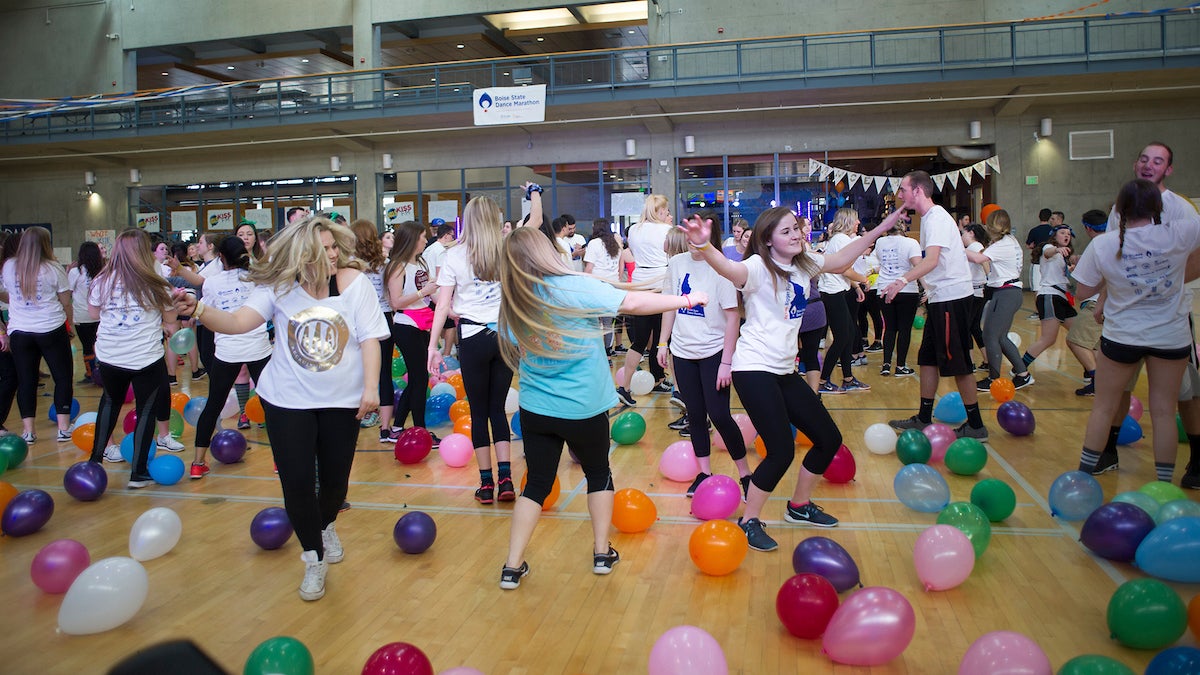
[439,669,486,675]
[923,423,956,464]
[31,539,91,594]
[913,525,975,591]
[124,385,135,404]
[659,441,701,482]
[1128,395,1144,422]
[648,625,728,675]
[691,475,740,520]
[437,433,474,468]
[715,413,757,451]
[821,587,916,666]
[957,631,1051,675]
[614,366,627,387]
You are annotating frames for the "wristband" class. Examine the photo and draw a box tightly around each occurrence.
[720,361,732,365]
[691,241,711,251]
[193,301,206,319]
[525,183,543,199]
[656,343,668,348]
[898,275,909,286]
[683,294,692,309]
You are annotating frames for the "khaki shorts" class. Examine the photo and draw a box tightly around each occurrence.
[1065,299,1102,350]
[1122,360,1200,401]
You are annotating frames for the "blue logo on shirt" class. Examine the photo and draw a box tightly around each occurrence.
[677,273,705,317]
[787,279,807,320]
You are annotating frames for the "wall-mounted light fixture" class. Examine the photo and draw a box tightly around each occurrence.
[624,139,636,157]
[969,121,982,140]
[1040,118,1053,137]
[683,135,696,153]
[330,156,342,173]
[130,168,141,183]
[381,153,393,171]
[84,170,96,186]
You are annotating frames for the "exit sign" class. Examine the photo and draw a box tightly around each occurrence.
[1025,176,1039,185]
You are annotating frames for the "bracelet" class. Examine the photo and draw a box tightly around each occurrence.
[193,301,206,319]
[898,276,909,286]
[656,342,668,348]
[720,361,732,365]
[683,294,692,309]
[690,241,711,251]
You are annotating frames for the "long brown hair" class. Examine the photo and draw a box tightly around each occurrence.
[1114,178,1164,259]
[15,227,64,300]
[747,208,820,288]
[382,221,429,291]
[94,229,174,311]
[350,219,386,271]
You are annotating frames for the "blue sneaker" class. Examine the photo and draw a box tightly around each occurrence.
[817,381,845,395]
[841,377,870,392]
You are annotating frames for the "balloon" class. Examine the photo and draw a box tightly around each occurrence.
[895,429,932,465]
[1191,593,1200,640]
[864,423,897,455]
[183,396,207,426]
[57,557,148,635]
[362,642,434,675]
[648,625,728,675]
[989,377,1016,402]
[819,445,855,483]
[1116,415,1142,445]
[791,536,860,592]
[168,408,185,439]
[611,411,646,445]
[1146,647,1200,675]
[245,396,266,425]
[395,427,433,464]
[244,636,314,675]
[510,411,522,439]
[922,423,956,463]
[688,520,748,576]
[148,455,185,486]
[448,399,471,422]
[1,488,54,536]
[519,473,561,511]
[442,355,459,371]
[124,384,134,404]
[1006,330,1022,348]
[630,369,655,396]
[913,315,926,329]
[894,463,950,513]
[31,539,90,594]
[957,631,1050,675]
[169,391,189,414]
[914,525,975,591]
[437,433,474,468]
[210,429,247,464]
[1049,471,1103,521]
[394,511,437,554]
[445,373,466,400]
[1080,502,1156,562]
[168,327,196,354]
[945,437,988,475]
[614,366,626,388]
[430,382,456,400]
[691,474,741,520]
[1106,578,1187,649]
[452,415,472,438]
[0,451,6,476]
[504,387,520,414]
[936,502,992,558]
[391,357,407,379]
[714,413,757,452]
[128,507,182,561]
[220,388,239,419]
[0,481,18,515]
[1128,395,1144,421]
[1134,517,1200,583]
[0,434,29,470]
[1155,499,1200,524]
[612,488,657,533]
[934,392,967,425]
[997,400,1036,436]
[970,478,1016,522]
[47,398,81,423]
[821,587,915,666]
[1112,490,1160,520]
[659,440,701,482]
[63,461,108,501]
[1057,655,1135,675]
[250,507,293,550]
[70,410,98,430]
[1139,480,1187,505]
[120,433,157,464]
[776,573,840,639]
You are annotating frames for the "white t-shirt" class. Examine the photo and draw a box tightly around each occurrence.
[158,261,172,279]
[664,253,739,360]
[966,241,986,296]
[817,232,854,294]
[391,261,434,328]
[555,236,574,265]
[243,273,390,410]
[438,245,501,339]
[733,253,824,375]
[68,267,97,324]
[1039,244,1071,299]
[1106,189,1199,232]
[627,220,673,287]
[197,257,224,280]
[567,233,586,272]
[853,251,878,289]
[2,259,69,333]
[424,240,448,276]
[202,269,272,362]
[875,234,921,294]
[89,277,168,370]
[982,235,1024,289]
[363,268,392,314]
[583,238,621,283]
[918,205,973,303]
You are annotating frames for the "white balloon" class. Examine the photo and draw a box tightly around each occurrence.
[1006,331,1022,349]
[504,387,520,415]
[221,388,239,419]
[58,557,148,635]
[630,370,655,396]
[864,423,897,455]
[129,507,182,562]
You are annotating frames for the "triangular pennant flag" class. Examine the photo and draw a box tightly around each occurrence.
[846,172,862,189]
[874,176,887,193]
[985,156,1000,173]
[932,174,947,190]
[832,168,847,185]
[819,164,833,181]
[808,159,819,176]
[972,161,988,179]
[946,172,959,188]
[888,177,901,193]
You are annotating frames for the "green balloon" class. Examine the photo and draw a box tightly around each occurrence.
[1154,498,1200,525]
[610,411,646,445]
[0,451,7,476]
[1056,654,1135,675]
[913,314,926,329]
[1111,490,1160,520]
[936,501,992,558]
[393,378,406,391]
[169,408,185,439]
[0,435,29,471]
[895,429,931,465]
[945,437,988,475]
[244,636,314,675]
[168,327,196,355]
[391,357,407,378]
[1106,578,1187,650]
[970,478,1016,521]
[1138,480,1187,505]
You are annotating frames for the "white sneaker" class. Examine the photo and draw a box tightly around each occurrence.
[20,431,35,444]
[103,444,125,462]
[299,550,327,601]
[56,430,72,443]
[156,434,185,452]
[322,523,344,564]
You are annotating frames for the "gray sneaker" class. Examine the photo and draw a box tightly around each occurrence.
[784,501,839,528]
[889,415,929,431]
[737,517,778,552]
[953,422,989,442]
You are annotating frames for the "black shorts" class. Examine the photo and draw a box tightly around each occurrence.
[916,296,975,377]
[1036,294,1077,322]
[1100,337,1192,364]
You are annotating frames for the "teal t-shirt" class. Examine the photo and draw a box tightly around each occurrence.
[516,274,626,420]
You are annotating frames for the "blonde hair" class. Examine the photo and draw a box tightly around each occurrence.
[94,229,173,312]
[983,209,1012,241]
[15,227,62,300]
[246,217,362,294]
[461,196,503,282]
[664,229,689,257]
[639,194,670,224]
[828,208,859,236]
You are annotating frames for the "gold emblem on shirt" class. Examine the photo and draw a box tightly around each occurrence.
[287,305,348,371]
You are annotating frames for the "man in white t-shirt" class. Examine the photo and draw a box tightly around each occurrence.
[562,215,587,272]
[423,223,457,356]
[881,171,989,440]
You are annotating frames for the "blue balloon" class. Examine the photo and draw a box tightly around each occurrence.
[1134,516,1200,583]
[71,411,98,430]
[148,455,185,486]
[1048,471,1103,521]
[1116,415,1142,445]
[427,393,456,413]
[510,412,522,439]
[1146,646,1200,675]
[933,392,967,425]
[442,356,460,371]
[119,434,158,464]
[430,382,456,400]
[48,398,82,423]
[893,463,950,513]
[183,396,208,426]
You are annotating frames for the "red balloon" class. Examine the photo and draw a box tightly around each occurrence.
[122,408,138,434]
[394,428,433,464]
[361,642,434,675]
[823,445,856,483]
[776,573,840,639]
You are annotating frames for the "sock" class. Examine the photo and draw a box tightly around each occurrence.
[1022,352,1035,366]
[497,461,511,481]
[235,382,251,413]
[1078,447,1102,472]
[918,397,935,424]
[788,500,810,510]
[1155,462,1176,483]
[1104,425,1122,455]
[479,469,494,486]
[1188,434,1200,471]
[83,355,95,378]
[965,402,984,429]
[1083,369,1095,381]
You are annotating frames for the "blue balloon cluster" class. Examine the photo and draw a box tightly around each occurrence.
[426,393,456,427]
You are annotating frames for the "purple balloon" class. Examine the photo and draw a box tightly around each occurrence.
[996,401,1035,436]
[1080,502,1156,562]
[63,461,108,502]
[393,511,437,554]
[792,536,860,592]
[250,507,294,550]
[2,489,55,537]
[210,429,248,464]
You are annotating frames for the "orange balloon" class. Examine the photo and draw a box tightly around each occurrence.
[612,488,657,533]
[990,377,1016,403]
[0,481,17,514]
[755,430,811,458]
[446,374,467,400]
[245,396,266,424]
[688,520,749,575]
[754,436,767,458]
[71,423,97,452]
[519,473,561,511]
[795,429,812,447]
[170,391,190,414]
[449,400,471,423]
[453,415,473,438]
[980,203,1002,225]
[1189,593,1200,641]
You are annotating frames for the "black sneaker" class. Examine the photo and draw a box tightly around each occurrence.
[429,432,441,449]
[668,392,686,412]
[593,545,620,575]
[651,381,674,394]
[894,365,915,376]
[615,387,637,406]
[167,375,178,386]
[127,474,154,489]
[613,345,628,354]
[889,415,928,431]
[475,484,495,504]
[339,501,351,512]
[784,501,839,528]
[496,477,516,502]
[1181,463,1199,489]
[1091,451,1119,475]
[865,341,883,353]
[499,561,530,590]
[192,368,207,380]
[880,363,892,377]
[737,517,778,552]
[686,472,711,497]
[953,422,989,442]
[1075,381,1095,397]
[667,413,690,431]
[740,475,751,503]
[1012,372,1035,389]
[977,377,995,392]
[678,426,691,438]
[976,362,990,372]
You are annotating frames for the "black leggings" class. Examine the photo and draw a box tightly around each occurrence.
[626,313,666,380]
[819,290,855,381]
[0,351,17,431]
[391,322,431,428]
[194,356,269,447]
[458,329,513,449]
[798,326,824,373]
[857,290,883,346]
[377,312,395,415]
[519,408,613,505]
[262,400,359,558]
[968,295,986,349]
[11,325,73,419]
[75,321,99,358]
[881,292,920,367]
[733,370,841,492]
[195,324,216,371]
[672,352,746,460]
[89,359,167,477]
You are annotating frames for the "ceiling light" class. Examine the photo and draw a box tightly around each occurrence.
[456,44,465,49]
[578,2,648,24]
[160,72,169,76]
[301,58,309,63]
[227,66,235,70]
[536,37,545,42]
[628,29,636,34]
[502,72,509,76]
[483,8,578,31]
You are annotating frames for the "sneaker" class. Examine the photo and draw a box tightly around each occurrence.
[880,363,892,377]
[740,475,751,503]
[784,500,839,528]
[321,523,344,564]
[299,550,327,601]
[103,444,125,463]
[499,561,530,590]
[894,366,915,376]
[475,484,495,504]
[737,517,779,552]
[20,431,36,444]
[380,427,403,443]
[56,430,72,443]
[157,434,185,452]
[865,341,884,353]
[1075,381,1095,397]
[358,412,380,429]
[496,477,516,502]
[612,345,628,354]
[1012,373,1035,389]
[686,472,711,498]
[615,387,637,406]
[339,501,351,512]
[668,392,686,412]
[168,375,178,386]
[1091,451,1119,475]
[1181,463,1199,490]
[977,377,995,392]
[954,422,989,442]
[976,362,990,372]
[190,462,210,479]
[850,355,869,367]
[77,375,94,385]
[889,415,928,431]
[428,432,441,449]
[818,381,845,395]
[237,414,251,430]
[127,474,154,489]
[191,368,207,381]
[651,381,674,394]
[593,545,620,575]
[841,377,870,392]
[667,413,690,431]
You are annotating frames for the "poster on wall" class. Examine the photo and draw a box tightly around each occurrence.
[137,212,161,233]
[206,208,235,231]
[472,85,547,126]
[85,229,115,258]
[170,211,197,232]
[243,208,273,231]
[383,201,414,226]
[0,223,51,237]
[428,200,458,225]
[611,192,644,217]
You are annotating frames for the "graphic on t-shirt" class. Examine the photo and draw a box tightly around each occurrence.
[677,273,705,317]
[1121,250,1174,300]
[787,279,807,320]
[415,268,431,305]
[287,305,349,372]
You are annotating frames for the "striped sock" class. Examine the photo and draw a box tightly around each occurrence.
[235,383,251,413]
[1155,462,1176,483]
[1078,447,1101,472]
[479,469,494,487]
[1022,352,1035,366]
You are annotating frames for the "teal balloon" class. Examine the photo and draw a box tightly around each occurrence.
[610,411,646,445]
[895,429,931,464]
[1057,654,1135,675]
[168,327,196,354]
[1111,491,1159,521]
[945,437,988,475]
[1049,471,1103,521]
[1106,578,1187,649]
[1154,499,1200,525]
[183,396,207,426]
[1134,516,1200,583]
[119,434,157,464]
[933,392,967,425]
[893,463,950,513]
[936,501,992,557]
[244,636,314,675]
[970,478,1016,521]
[148,455,185,486]
[429,383,456,400]
[0,451,7,476]
[0,435,29,470]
